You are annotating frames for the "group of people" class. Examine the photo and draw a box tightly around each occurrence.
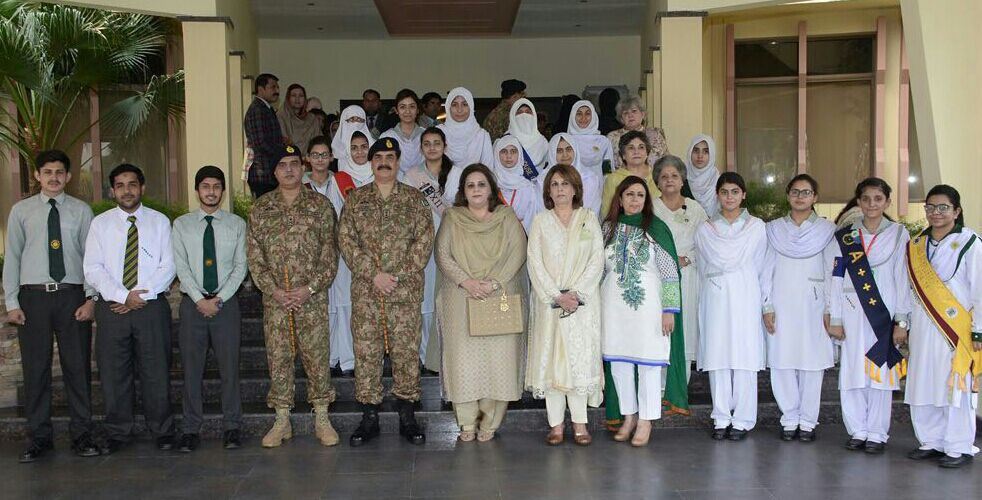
[4,76,979,472]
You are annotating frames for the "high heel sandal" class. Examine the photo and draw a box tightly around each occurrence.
[630,421,651,447]
[613,417,636,442]
[545,424,564,446]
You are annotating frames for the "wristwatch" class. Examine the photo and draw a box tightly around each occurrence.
[894,320,909,330]
[87,295,99,302]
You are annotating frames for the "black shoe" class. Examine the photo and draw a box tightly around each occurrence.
[18,439,53,463]
[223,429,242,450]
[864,441,886,454]
[71,433,100,458]
[798,429,816,442]
[177,434,200,453]
[938,454,973,468]
[156,435,175,451]
[349,404,381,447]
[844,438,866,451]
[728,428,749,441]
[100,438,127,455]
[711,426,729,440]
[907,448,945,460]
[780,429,797,441]
[396,399,426,445]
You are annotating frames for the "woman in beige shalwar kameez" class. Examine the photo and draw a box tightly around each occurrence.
[435,163,528,442]
[526,164,606,446]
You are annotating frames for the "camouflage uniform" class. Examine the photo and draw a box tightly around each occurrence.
[247,188,339,409]
[338,182,435,405]
[482,101,511,142]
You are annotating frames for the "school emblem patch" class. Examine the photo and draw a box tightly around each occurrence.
[946,307,958,319]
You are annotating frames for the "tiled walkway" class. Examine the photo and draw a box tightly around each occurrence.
[3,425,979,499]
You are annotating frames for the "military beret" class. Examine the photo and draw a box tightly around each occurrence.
[368,137,401,158]
[273,144,302,167]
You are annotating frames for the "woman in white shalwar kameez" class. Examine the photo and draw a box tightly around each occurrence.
[526,164,605,446]
[601,177,682,447]
[401,128,454,371]
[683,134,721,218]
[543,133,602,216]
[903,184,982,467]
[325,112,375,374]
[826,177,910,453]
[492,136,542,233]
[506,98,549,179]
[379,89,426,175]
[694,172,769,440]
[762,174,836,442]
[566,100,615,176]
[653,155,708,381]
[439,87,494,201]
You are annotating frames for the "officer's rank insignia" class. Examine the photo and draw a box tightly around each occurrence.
[385,139,393,148]
[50,239,61,250]
[205,258,214,267]
[286,145,295,154]
[592,145,599,152]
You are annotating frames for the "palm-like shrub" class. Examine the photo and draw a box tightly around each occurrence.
[0,0,183,173]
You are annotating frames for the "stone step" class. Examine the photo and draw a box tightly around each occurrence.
[27,367,853,412]
[0,399,912,441]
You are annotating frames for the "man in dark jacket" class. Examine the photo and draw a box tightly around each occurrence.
[244,73,283,198]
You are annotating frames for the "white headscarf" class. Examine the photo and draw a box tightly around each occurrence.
[334,105,375,185]
[567,100,599,135]
[684,133,721,216]
[439,87,491,167]
[506,98,548,167]
[492,136,536,191]
[546,133,584,172]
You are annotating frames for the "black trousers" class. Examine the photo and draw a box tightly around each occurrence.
[17,287,93,441]
[179,295,241,433]
[94,298,174,440]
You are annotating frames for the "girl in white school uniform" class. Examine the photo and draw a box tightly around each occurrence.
[762,174,837,442]
[491,136,543,233]
[694,172,769,441]
[826,177,911,454]
[904,184,981,468]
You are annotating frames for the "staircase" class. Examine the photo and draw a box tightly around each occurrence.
[0,283,911,440]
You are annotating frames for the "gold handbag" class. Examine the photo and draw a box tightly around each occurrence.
[467,290,524,336]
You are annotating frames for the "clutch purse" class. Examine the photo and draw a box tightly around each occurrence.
[467,290,524,336]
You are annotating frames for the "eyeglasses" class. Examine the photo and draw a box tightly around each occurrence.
[788,189,814,198]
[308,153,331,160]
[923,203,954,215]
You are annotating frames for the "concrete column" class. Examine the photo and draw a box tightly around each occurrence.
[180,19,232,211]
[227,51,245,200]
[900,0,981,229]
[659,13,706,155]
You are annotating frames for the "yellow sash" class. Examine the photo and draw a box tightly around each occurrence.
[906,236,982,392]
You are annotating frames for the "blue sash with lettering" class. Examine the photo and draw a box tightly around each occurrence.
[833,227,904,381]
[520,147,539,181]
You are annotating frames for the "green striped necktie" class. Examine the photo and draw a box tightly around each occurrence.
[123,215,138,289]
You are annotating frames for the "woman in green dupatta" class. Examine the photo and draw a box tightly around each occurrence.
[600,175,689,443]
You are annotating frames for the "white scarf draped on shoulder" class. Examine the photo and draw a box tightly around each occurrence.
[766,214,836,259]
[684,133,721,217]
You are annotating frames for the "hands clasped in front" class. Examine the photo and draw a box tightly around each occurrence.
[272,286,312,312]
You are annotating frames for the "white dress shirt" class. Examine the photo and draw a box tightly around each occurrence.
[83,204,176,303]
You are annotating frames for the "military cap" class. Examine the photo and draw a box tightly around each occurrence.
[368,137,401,158]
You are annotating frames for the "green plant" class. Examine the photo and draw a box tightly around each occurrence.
[91,197,187,222]
[0,0,184,174]
[743,181,790,222]
[233,192,254,221]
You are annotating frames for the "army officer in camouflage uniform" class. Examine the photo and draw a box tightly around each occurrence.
[338,138,435,446]
[247,144,340,448]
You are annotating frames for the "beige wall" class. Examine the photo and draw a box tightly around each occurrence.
[257,36,641,108]
[216,0,260,76]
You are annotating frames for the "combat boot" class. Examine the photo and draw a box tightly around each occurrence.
[313,404,339,447]
[349,404,380,447]
[261,408,293,448]
[396,399,426,445]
